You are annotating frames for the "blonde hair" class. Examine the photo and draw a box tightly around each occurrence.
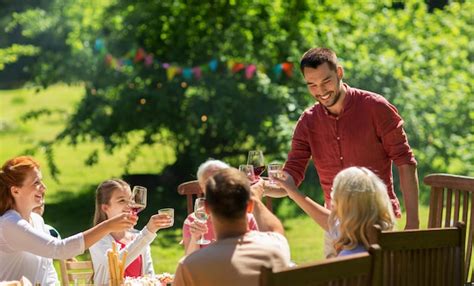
[93,179,130,226]
[328,167,395,253]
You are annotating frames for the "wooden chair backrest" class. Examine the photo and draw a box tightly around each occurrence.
[177,180,203,215]
[177,179,273,215]
[424,173,474,283]
[59,258,94,286]
[260,245,382,286]
[372,222,465,286]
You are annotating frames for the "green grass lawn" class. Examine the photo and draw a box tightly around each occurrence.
[1,85,468,280]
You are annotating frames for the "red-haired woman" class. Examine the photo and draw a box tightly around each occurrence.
[0,156,138,285]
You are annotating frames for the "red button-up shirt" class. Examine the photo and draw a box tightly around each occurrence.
[284,84,417,217]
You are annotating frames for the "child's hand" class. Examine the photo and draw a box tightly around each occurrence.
[147,214,174,233]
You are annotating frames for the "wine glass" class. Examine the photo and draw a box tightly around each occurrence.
[194,198,210,245]
[247,150,265,178]
[158,208,174,228]
[129,186,147,233]
[239,164,255,182]
[267,163,283,186]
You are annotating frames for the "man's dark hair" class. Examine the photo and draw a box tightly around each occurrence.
[205,168,250,220]
[300,47,338,74]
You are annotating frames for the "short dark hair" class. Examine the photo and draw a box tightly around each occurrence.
[205,168,250,220]
[300,47,338,74]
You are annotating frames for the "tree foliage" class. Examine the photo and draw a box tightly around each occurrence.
[2,0,472,187]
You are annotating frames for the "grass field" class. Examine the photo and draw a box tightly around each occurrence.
[0,84,454,276]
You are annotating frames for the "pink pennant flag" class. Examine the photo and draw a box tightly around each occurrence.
[144,54,153,67]
[192,67,202,80]
[245,64,256,79]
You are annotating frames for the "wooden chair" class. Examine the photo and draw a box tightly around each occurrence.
[177,180,203,215]
[177,179,273,214]
[371,222,465,286]
[59,258,94,286]
[424,173,474,283]
[260,245,382,286]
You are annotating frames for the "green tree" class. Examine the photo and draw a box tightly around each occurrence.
[5,0,473,194]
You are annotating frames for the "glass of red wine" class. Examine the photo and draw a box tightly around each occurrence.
[247,150,265,178]
[129,185,147,233]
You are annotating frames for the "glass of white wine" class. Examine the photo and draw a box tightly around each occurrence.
[267,163,283,186]
[194,198,210,245]
[239,164,255,182]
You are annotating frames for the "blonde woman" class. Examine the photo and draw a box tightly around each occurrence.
[276,166,395,256]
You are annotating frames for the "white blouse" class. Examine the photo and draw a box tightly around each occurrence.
[89,227,156,286]
[0,210,84,285]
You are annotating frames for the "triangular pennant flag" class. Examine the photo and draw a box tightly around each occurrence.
[167,66,181,81]
[182,68,193,79]
[105,54,113,66]
[232,63,245,73]
[144,54,153,67]
[128,48,137,60]
[110,58,117,69]
[282,62,293,77]
[273,64,283,78]
[245,64,257,79]
[192,67,202,80]
[208,59,218,71]
[227,60,235,71]
[134,48,146,63]
[94,39,105,52]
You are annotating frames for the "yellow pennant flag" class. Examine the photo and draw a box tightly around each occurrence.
[166,66,180,81]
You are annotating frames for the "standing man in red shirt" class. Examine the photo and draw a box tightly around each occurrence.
[281,47,419,256]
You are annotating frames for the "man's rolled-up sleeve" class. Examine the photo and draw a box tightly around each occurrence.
[373,99,417,167]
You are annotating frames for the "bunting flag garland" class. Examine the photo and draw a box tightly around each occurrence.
[94,38,294,81]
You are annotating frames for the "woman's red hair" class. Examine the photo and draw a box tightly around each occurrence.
[0,156,40,215]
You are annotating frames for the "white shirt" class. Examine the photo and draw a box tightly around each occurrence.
[0,210,84,285]
[89,227,157,285]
